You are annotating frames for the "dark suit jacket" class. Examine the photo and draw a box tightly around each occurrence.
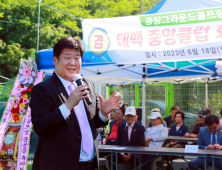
[198,125,222,149]
[169,123,188,136]
[30,72,108,170]
[115,122,145,146]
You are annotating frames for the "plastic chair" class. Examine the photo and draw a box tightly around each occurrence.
[172,159,188,170]
[99,158,110,170]
[151,156,163,170]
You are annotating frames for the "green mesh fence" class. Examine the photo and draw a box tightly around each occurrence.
[174,81,222,116]
[110,84,135,107]
[207,82,222,116]
[109,81,222,131]
[139,84,166,117]
[174,82,205,113]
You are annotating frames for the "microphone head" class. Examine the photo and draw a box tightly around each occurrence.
[73,74,82,81]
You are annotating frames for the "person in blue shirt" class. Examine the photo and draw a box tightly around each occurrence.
[164,111,188,170]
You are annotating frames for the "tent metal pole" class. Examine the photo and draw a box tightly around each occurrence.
[37,0,42,52]
[205,82,208,107]
[142,64,147,126]
[142,77,146,126]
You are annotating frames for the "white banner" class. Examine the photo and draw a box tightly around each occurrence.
[82,6,222,64]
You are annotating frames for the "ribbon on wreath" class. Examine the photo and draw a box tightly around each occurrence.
[17,71,44,170]
[0,77,20,151]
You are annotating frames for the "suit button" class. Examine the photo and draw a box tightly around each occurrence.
[78,136,81,139]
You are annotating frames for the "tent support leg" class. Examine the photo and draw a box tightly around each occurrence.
[205,82,208,107]
[142,78,146,126]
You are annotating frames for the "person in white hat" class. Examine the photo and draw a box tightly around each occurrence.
[142,111,168,170]
[147,108,167,128]
[113,106,145,168]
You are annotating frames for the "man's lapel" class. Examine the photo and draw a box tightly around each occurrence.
[82,78,90,118]
[130,123,137,144]
[206,128,211,145]
[52,72,80,132]
[217,125,222,144]
[124,124,130,145]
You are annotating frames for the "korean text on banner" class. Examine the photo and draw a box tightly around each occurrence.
[82,6,222,64]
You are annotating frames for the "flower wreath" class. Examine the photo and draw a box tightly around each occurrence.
[9,58,38,123]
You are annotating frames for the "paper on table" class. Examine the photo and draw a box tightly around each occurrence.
[185,145,199,153]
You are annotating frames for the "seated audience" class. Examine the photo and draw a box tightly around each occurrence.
[147,108,167,128]
[142,112,168,170]
[164,106,180,131]
[109,110,115,121]
[106,106,126,144]
[185,110,207,138]
[105,111,115,142]
[164,111,188,170]
[134,109,142,125]
[202,107,211,115]
[113,106,145,168]
[188,115,222,170]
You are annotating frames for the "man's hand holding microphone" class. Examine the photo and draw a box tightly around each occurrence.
[64,74,122,116]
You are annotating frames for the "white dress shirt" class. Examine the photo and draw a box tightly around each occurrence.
[144,124,168,147]
[55,72,108,161]
[125,122,135,137]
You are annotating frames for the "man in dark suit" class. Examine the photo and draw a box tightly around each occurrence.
[30,37,122,170]
[114,106,145,168]
[188,115,222,170]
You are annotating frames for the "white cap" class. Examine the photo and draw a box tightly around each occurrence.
[125,107,136,116]
[73,74,82,81]
[151,108,161,113]
[149,112,161,119]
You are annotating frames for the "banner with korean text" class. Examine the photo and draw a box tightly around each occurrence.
[82,6,222,64]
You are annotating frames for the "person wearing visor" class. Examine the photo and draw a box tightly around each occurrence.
[114,106,145,168]
[142,111,168,170]
[185,110,207,138]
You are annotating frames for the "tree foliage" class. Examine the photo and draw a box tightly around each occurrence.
[188,90,222,117]
[0,0,159,81]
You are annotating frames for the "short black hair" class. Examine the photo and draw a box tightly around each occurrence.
[53,37,84,59]
[205,115,219,126]
[174,111,185,121]
[119,106,125,116]
[171,106,180,112]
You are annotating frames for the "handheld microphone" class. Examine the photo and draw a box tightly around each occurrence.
[73,74,92,105]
